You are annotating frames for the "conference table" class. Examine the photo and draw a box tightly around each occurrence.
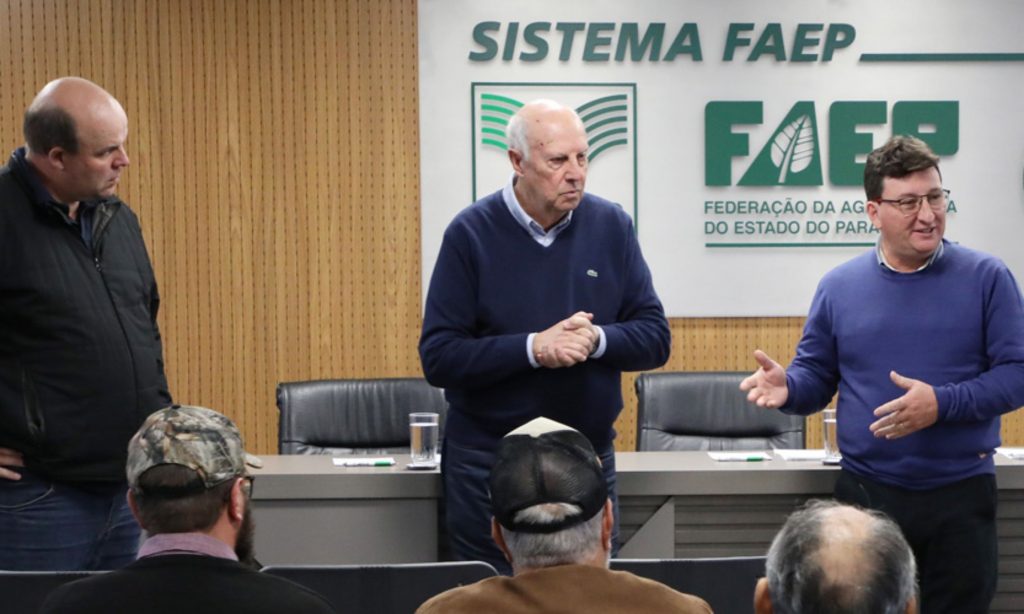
[251,451,1024,611]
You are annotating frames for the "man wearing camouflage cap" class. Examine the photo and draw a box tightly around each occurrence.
[41,405,336,614]
[416,417,712,614]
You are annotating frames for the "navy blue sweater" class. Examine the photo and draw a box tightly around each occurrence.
[420,190,670,449]
[783,240,1024,489]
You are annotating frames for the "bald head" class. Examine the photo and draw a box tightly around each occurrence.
[813,505,877,592]
[506,99,586,162]
[757,500,917,614]
[24,77,125,156]
[22,77,130,206]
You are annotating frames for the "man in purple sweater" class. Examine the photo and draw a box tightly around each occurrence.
[420,99,670,573]
[741,136,1024,614]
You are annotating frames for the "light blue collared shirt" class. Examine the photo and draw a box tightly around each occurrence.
[875,239,944,272]
[501,174,607,366]
[502,174,574,247]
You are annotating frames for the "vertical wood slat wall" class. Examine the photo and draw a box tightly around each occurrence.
[1,0,1021,454]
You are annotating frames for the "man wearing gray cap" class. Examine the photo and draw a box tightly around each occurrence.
[41,405,336,614]
[416,417,711,614]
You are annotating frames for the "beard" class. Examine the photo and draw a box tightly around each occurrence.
[235,504,258,569]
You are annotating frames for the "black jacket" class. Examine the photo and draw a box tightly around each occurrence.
[0,152,172,482]
[41,554,337,614]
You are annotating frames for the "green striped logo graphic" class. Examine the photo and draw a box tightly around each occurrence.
[477,93,631,162]
[470,83,638,226]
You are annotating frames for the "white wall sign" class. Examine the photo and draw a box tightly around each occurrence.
[419,0,1024,316]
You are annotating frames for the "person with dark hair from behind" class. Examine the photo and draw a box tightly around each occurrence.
[416,417,712,614]
[41,405,336,614]
[754,500,917,614]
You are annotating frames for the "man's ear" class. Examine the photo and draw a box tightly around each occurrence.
[508,148,526,175]
[753,577,773,614]
[126,490,143,525]
[906,595,918,614]
[600,499,613,553]
[45,147,68,171]
[491,518,513,565]
[866,200,882,229]
[228,478,247,523]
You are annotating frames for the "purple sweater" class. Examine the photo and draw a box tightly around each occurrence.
[419,190,670,449]
[783,240,1024,489]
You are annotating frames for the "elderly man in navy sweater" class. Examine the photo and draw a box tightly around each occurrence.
[741,136,1024,614]
[420,99,670,573]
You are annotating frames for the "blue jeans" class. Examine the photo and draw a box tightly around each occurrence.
[443,437,620,575]
[0,469,140,570]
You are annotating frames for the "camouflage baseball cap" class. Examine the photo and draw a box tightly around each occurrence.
[127,405,261,491]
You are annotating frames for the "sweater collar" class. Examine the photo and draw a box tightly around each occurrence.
[502,173,573,247]
[875,238,945,273]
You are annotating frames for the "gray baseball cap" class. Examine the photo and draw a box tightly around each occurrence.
[127,405,262,492]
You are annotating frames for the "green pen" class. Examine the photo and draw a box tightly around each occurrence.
[334,458,396,467]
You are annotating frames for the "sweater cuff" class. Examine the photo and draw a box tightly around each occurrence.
[932,384,952,422]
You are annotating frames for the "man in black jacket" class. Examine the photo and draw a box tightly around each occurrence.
[0,77,172,570]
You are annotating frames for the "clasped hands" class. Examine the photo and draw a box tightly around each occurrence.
[533,311,598,369]
[740,349,938,440]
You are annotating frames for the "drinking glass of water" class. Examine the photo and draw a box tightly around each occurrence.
[409,412,440,467]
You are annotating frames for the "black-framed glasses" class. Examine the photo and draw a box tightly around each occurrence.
[878,188,950,216]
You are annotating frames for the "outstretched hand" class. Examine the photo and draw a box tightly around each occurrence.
[739,349,790,409]
[869,371,938,439]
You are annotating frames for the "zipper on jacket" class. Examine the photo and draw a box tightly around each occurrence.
[90,204,141,406]
[21,367,44,443]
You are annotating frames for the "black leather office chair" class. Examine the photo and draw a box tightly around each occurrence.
[0,570,103,613]
[261,561,498,613]
[276,378,447,454]
[635,371,804,451]
[611,556,766,614]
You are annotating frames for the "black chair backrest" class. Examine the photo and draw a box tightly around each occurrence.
[611,556,766,614]
[276,378,447,454]
[635,372,804,451]
[261,561,498,613]
[0,570,103,613]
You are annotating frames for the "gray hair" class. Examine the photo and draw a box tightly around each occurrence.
[499,502,606,571]
[505,109,530,160]
[766,500,917,614]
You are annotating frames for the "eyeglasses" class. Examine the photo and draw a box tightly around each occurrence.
[240,475,254,497]
[877,189,950,216]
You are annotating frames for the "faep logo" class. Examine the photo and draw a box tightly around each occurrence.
[471,83,638,223]
[705,100,959,186]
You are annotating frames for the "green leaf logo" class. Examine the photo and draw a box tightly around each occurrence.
[769,114,815,182]
[739,101,823,186]
[479,94,524,152]
[578,94,630,162]
[477,93,630,162]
